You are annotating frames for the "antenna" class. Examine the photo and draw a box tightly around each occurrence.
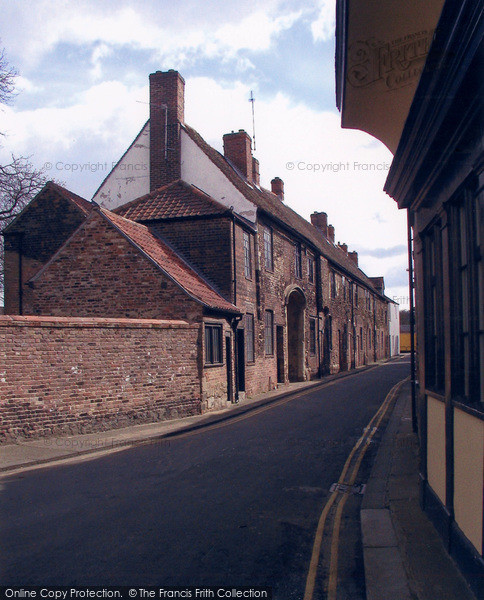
[249,90,257,152]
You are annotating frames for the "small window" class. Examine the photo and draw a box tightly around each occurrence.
[243,231,252,279]
[309,319,317,355]
[263,227,273,271]
[246,313,255,363]
[295,243,302,279]
[205,324,223,365]
[331,271,337,298]
[308,256,314,283]
[264,310,274,355]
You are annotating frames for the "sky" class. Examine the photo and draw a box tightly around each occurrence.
[0,0,410,308]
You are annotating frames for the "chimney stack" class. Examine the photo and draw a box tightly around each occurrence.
[348,251,358,266]
[252,157,260,186]
[271,177,284,201]
[370,276,385,295]
[327,224,335,243]
[338,243,348,254]
[311,212,328,238]
[223,130,253,181]
[149,70,185,191]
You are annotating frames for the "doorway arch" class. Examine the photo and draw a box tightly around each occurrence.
[286,287,306,382]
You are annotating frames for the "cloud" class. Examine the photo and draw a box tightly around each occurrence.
[2,1,305,72]
[0,70,407,303]
[311,0,335,42]
[355,245,407,259]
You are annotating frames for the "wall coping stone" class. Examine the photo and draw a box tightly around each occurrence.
[0,315,196,330]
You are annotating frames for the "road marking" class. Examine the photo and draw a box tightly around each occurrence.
[304,376,409,600]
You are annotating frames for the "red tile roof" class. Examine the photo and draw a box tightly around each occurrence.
[100,208,239,314]
[183,124,382,294]
[115,180,229,221]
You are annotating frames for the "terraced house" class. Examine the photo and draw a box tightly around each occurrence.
[2,70,391,425]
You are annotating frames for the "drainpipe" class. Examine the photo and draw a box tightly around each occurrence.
[351,283,356,369]
[231,314,243,403]
[17,232,24,315]
[231,211,237,305]
[408,209,417,433]
[373,297,377,363]
[316,255,323,378]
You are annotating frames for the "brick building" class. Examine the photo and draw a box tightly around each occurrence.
[3,70,391,415]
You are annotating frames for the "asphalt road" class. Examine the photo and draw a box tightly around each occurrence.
[1,358,409,599]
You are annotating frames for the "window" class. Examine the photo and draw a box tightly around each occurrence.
[246,313,255,363]
[264,310,274,355]
[263,227,273,271]
[205,324,223,365]
[360,327,363,350]
[331,271,337,298]
[308,256,314,283]
[355,285,358,306]
[243,231,252,279]
[342,276,346,300]
[449,191,481,405]
[295,243,302,279]
[422,221,445,392]
[309,319,317,355]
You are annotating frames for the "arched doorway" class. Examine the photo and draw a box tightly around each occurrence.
[286,287,306,382]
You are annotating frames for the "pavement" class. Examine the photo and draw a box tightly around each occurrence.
[0,358,476,599]
[361,379,477,600]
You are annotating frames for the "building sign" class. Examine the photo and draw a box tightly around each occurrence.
[337,0,444,153]
[347,30,434,91]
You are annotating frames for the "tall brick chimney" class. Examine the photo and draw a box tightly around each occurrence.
[348,251,358,266]
[311,212,328,238]
[327,224,335,243]
[149,70,185,191]
[271,177,284,201]
[223,130,253,181]
[338,242,348,254]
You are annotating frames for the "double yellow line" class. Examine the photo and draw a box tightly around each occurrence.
[303,376,409,600]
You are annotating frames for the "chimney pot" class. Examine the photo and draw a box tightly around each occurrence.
[271,177,284,201]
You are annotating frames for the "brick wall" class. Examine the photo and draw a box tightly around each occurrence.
[3,190,87,314]
[0,315,201,442]
[151,217,233,299]
[24,211,203,322]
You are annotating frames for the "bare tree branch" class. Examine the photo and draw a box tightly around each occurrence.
[0,45,48,301]
[0,155,46,221]
[0,47,18,105]
[0,155,46,222]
